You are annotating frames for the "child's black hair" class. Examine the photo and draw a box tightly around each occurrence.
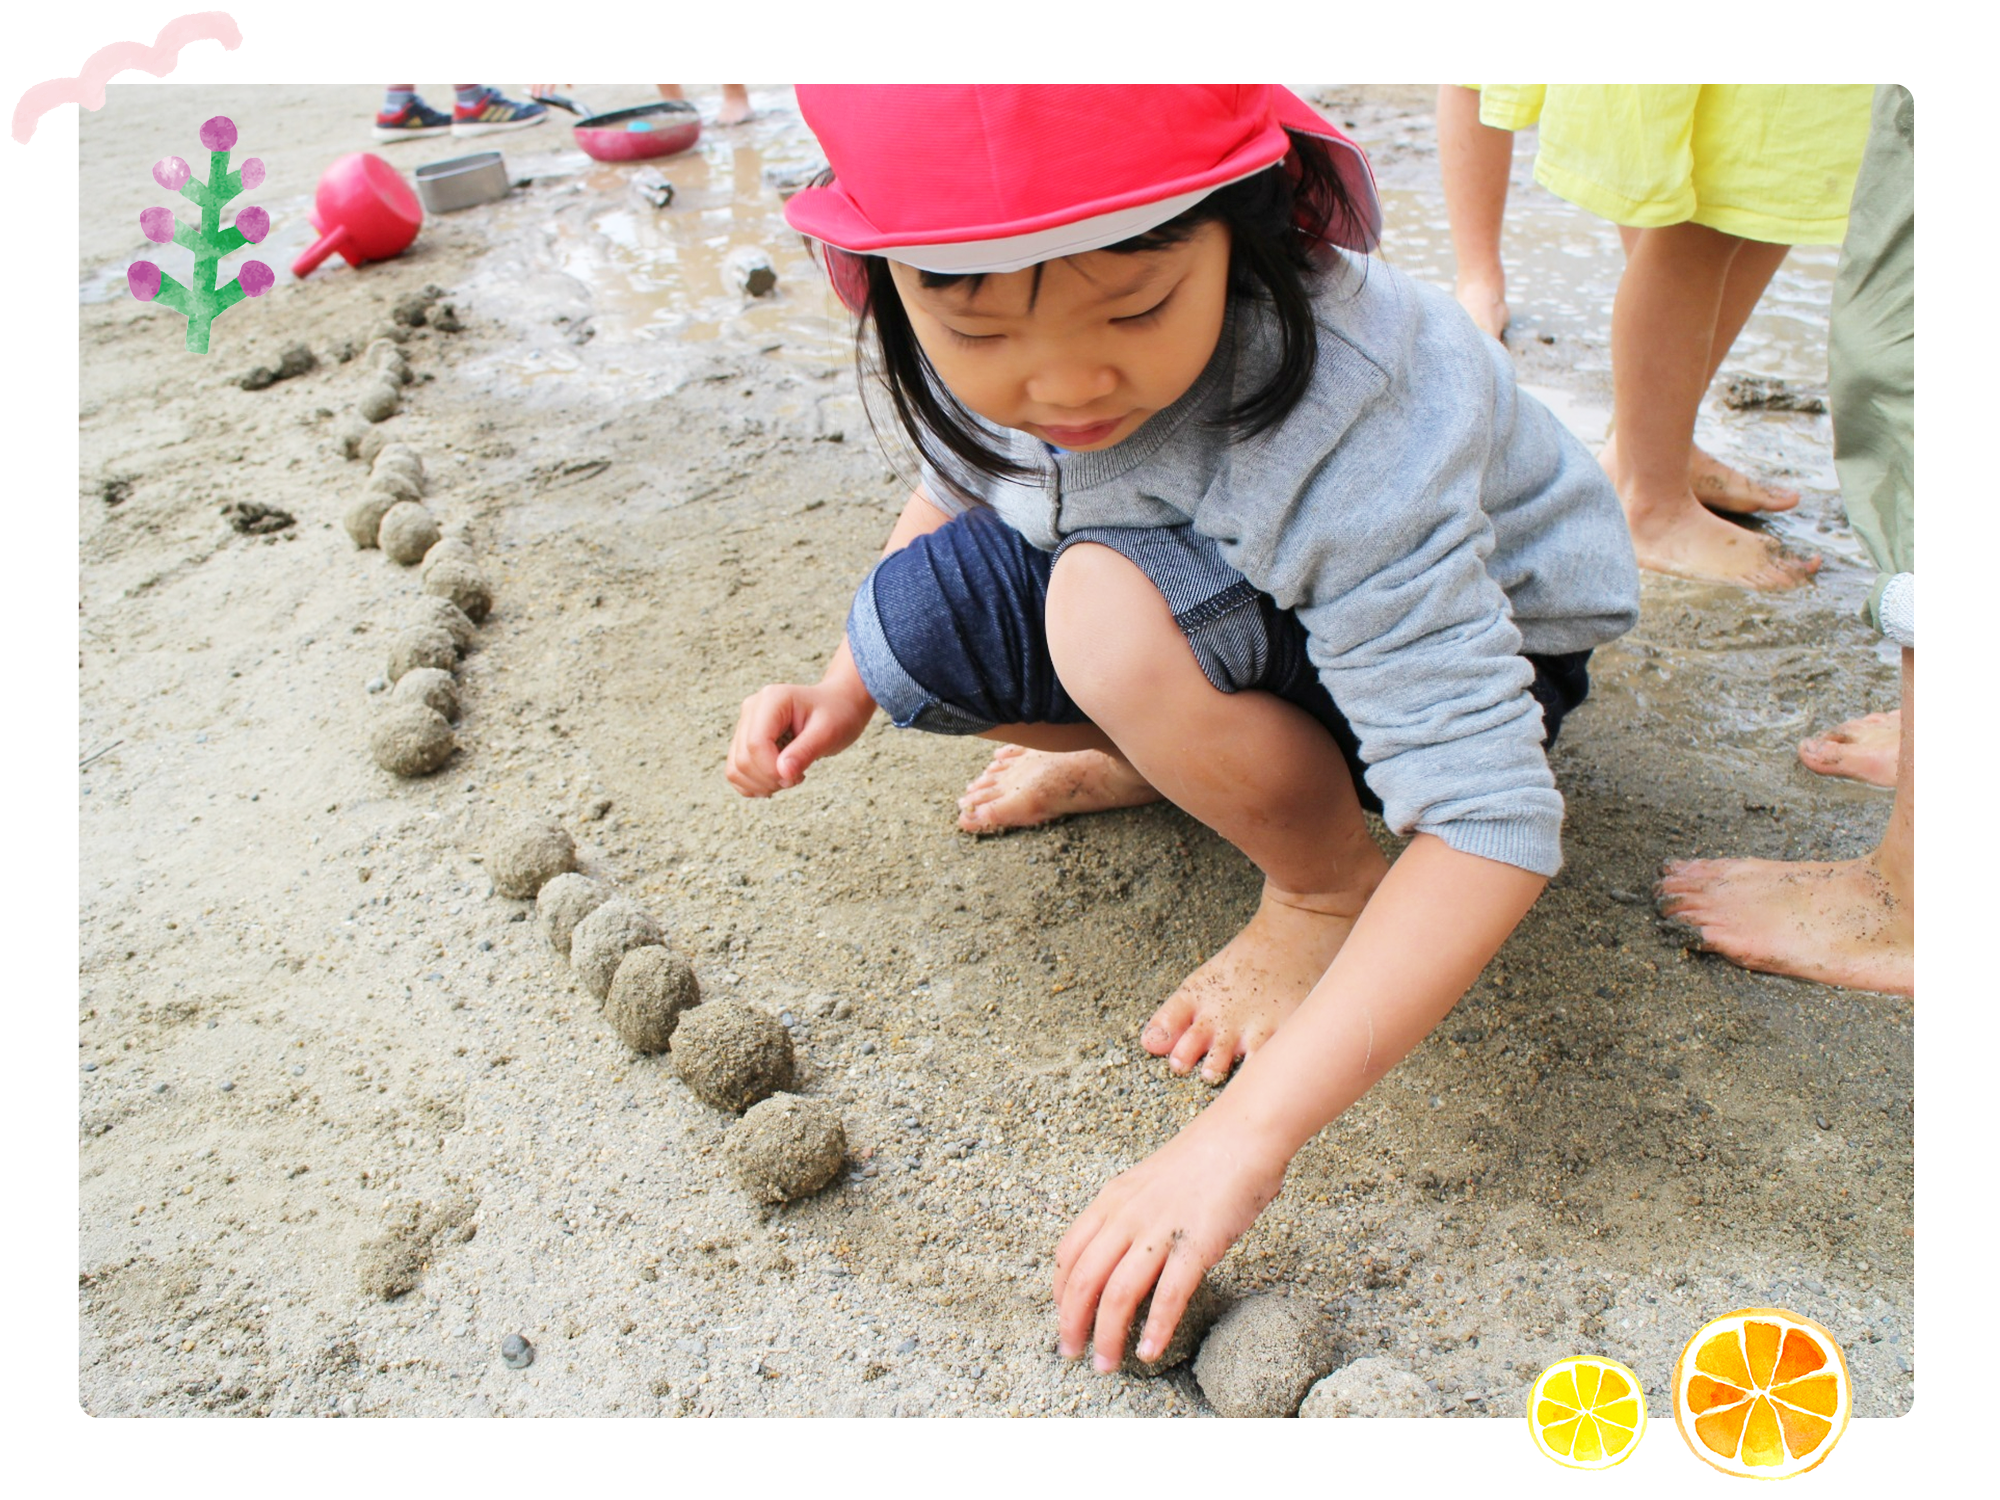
[833,131,1361,501]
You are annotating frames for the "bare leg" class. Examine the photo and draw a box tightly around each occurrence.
[718,84,753,125]
[654,84,686,101]
[1602,232,1799,515]
[1603,221,1820,588]
[1438,85,1512,340]
[1044,544,1390,1082]
[1656,649,1913,994]
[1798,708,1901,787]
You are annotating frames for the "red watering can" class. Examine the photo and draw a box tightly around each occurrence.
[292,152,423,278]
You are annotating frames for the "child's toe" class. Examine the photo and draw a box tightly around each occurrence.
[1167,1021,1214,1075]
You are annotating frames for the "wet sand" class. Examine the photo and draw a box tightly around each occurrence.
[76,84,1911,1418]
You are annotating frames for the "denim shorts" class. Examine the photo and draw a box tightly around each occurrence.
[845,508,1590,815]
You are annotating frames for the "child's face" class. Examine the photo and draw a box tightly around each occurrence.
[888,221,1232,453]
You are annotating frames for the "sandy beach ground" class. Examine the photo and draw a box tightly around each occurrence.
[76,84,1912,1419]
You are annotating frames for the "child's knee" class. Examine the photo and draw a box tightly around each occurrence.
[1046,543,1184,711]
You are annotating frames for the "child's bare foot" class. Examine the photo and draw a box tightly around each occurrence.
[956,745,1160,834]
[1141,883,1374,1084]
[1655,854,1912,995]
[1455,279,1509,341]
[1689,444,1799,515]
[1602,432,1801,516]
[717,86,754,126]
[1798,710,1900,788]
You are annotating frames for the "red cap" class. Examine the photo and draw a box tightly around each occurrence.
[787,85,1380,296]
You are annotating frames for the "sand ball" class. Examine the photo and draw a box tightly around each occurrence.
[604,946,701,1053]
[391,666,458,721]
[379,502,442,565]
[367,338,412,383]
[1111,1279,1225,1377]
[1192,1296,1335,1418]
[404,595,475,653]
[725,1094,846,1203]
[373,444,425,485]
[1299,1358,1439,1419]
[537,873,610,957]
[358,378,401,424]
[488,815,576,899]
[370,701,454,777]
[422,558,491,623]
[422,536,477,574]
[671,1001,794,1113]
[335,414,369,461]
[357,424,395,467]
[366,465,424,506]
[343,491,397,549]
[386,625,456,682]
[569,899,664,1000]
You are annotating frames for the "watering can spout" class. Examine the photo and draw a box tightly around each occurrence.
[293,224,349,279]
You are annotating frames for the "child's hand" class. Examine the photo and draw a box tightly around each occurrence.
[727,680,874,797]
[1052,1107,1289,1370]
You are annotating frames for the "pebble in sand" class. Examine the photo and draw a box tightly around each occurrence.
[604,946,701,1052]
[391,666,458,721]
[568,898,663,1000]
[487,815,576,899]
[370,701,454,777]
[385,625,457,682]
[1192,1296,1336,1418]
[671,1001,794,1113]
[379,502,442,565]
[725,1094,846,1202]
[537,873,611,957]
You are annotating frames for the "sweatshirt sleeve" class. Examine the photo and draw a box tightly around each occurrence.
[1194,302,1572,877]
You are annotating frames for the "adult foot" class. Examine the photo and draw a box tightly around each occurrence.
[1689,444,1800,515]
[1140,884,1373,1084]
[1798,710,1900,788]
[1655,855,1913,995]
[1455,279,1509,341]
[956,745,1160,834]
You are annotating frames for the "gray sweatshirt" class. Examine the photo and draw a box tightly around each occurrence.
[919,251,1640,877]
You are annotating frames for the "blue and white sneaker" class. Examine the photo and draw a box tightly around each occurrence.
[372,97,454,141]
[452,90,548,138]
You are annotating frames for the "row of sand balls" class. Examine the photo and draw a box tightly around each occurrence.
[490,817,850,1203]
[351,444,494,777]
[357,335,409,424]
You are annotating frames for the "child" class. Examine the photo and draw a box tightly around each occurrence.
[726,86,1640,1372]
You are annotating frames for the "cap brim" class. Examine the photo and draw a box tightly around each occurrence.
[1271,86,1383,252]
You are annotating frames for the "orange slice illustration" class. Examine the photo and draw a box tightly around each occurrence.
[1673,1308,1851,1479]
[1527,1355,1647,1469]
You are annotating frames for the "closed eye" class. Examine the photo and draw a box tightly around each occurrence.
[1113,290,1175,326]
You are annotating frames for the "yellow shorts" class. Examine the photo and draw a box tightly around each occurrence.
[1474,85,1874,244]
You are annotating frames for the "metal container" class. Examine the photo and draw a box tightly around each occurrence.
[414,151,510,214]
